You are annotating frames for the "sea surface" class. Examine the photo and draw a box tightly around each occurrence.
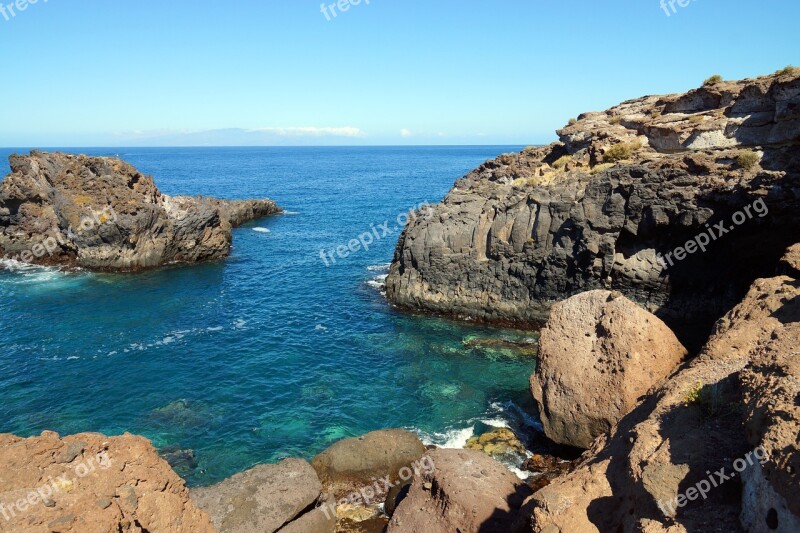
[0,146,539,486]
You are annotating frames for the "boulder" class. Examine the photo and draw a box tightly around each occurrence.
[190,459,323,533]
[522,265,800,532]
[0,151,281,271]
[387,449,532,533]
[0,431,213,532]
[311,429,426,500]
[530,290,688,449]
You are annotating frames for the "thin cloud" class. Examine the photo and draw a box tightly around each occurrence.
[247,127,366,138]
[400,128,413,138]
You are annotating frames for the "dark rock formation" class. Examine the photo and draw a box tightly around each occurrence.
[386,71,800,347]
[0,151,281,271]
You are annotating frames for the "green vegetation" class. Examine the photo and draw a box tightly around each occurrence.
[776,65,799,76]
[704,74,723,86]
[684,381,726,418]
[552,155,571,169]
[602,141,643,163]
[736,150,760,170]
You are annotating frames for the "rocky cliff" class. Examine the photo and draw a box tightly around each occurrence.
[0,151,281,271]
[386,70,800,346]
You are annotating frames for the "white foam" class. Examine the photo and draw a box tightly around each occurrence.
[282,211,300,215]
[253,227,271,233]
[417,426,475,449]
[366,274,388,290]
[367,263,391,272]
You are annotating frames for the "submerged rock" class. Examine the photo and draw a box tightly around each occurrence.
[530,290,688,449]
[0,431,213,532]
[465,427,527,463]
[0,151,281,271]
[386,71,800,347]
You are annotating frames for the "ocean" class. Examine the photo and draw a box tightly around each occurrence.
[0,146,539,486]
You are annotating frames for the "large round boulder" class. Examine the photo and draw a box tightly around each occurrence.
[531,290,688,449]
[311,429,426,500]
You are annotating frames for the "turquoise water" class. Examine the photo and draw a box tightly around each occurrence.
[0,147,539,486]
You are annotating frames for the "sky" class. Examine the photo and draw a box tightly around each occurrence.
[0,0,797,147]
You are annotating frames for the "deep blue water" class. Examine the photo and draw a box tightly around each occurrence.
[0,146,539,486]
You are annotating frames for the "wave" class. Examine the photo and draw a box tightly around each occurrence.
[367,263,391,272]
[252,227,271,233]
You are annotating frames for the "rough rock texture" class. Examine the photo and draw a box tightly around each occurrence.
[739,324,800,532]
[522,257,800,532]
[311,429,426,500]
[190,459,324,533]
[387,449,532,533]
[531,290,688,448]
[387,71,800,347]
[0,431,213,533]
[0,151,281,271]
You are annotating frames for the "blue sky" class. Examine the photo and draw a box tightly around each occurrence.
[0,0,797,147]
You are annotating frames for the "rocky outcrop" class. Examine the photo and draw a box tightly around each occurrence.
[190,459,329,533]
[387,449,532,533]
[386,71,800,347]
[311,429,426,501]
[531,290,688,448]
[0,431,213,532]
[0,151,281,271]
[521,254,800,532]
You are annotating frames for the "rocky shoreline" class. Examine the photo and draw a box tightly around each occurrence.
[0,151,282,272]
[2,70,799,532]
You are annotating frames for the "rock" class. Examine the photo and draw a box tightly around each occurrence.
[521,259,800,532]
[465,427,527,462]
[530,290,688,449]
[740,324,800,532]
[335,503,380,522]
[384,480,412,517]
[191,459,323,533]
[386,71,800,349]
[159,445,198,477]
[387,448,532,533]
[311,429,426,500]
[277,507,336,533]
[0,431,213,532]
[337,516,390,533]
[0,151,281,271]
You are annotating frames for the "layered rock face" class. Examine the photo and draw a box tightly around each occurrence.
[0,431,213,532]
[0,151,281,271]
[386,71,800,346]
[522,252,800,532]
[530,290,688,449]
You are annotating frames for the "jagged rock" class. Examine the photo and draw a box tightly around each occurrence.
[191,459,323,533]
[530,290,688,448]
[386,449,532,533]
[311,429,426,500]
[521,258,800,532]
[386,71,800,348]
[0,431,213,532]
[0,151,281,271]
